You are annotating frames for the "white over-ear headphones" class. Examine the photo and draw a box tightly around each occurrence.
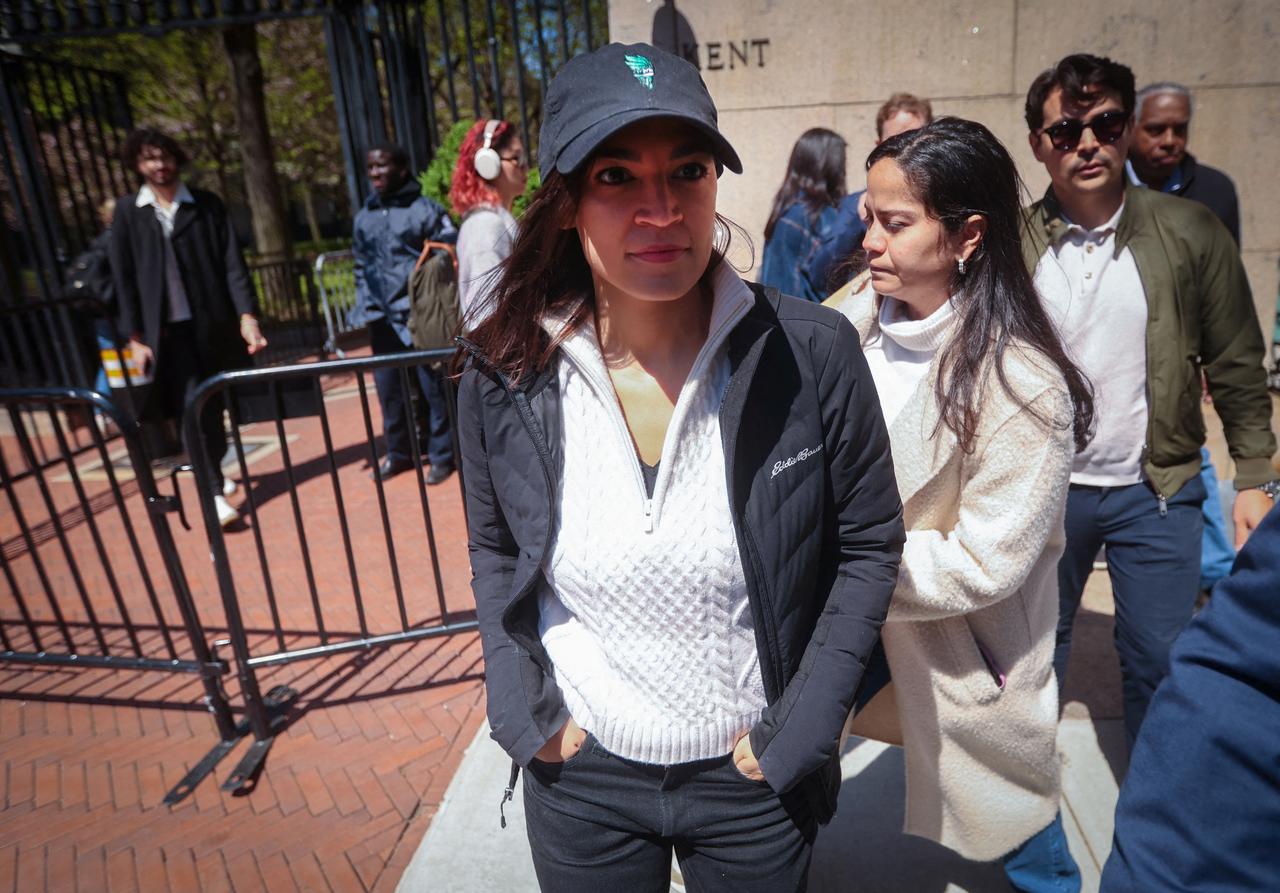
[473,119,502,181]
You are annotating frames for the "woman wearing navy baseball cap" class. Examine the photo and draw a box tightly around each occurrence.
[455,42,904,890]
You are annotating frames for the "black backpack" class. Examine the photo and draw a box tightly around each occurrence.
[407,240,460,351]
[62,231,115,316]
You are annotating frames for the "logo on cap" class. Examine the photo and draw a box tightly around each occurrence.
[624,54,654,90]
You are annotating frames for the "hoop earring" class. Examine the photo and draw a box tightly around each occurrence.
[957,257,966,275]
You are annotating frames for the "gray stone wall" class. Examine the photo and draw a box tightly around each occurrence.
[610,0,1279,343]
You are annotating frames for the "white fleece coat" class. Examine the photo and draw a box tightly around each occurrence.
[830,278,1074,860]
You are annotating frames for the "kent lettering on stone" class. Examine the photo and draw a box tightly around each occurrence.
[678,38,770,71]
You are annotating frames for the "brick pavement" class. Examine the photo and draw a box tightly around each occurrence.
[1,357,487,892]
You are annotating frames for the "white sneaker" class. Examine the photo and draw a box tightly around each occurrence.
[222,477,238,498]
[213,494,239,528]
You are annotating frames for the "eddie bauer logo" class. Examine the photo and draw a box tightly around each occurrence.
[771,444,823,479]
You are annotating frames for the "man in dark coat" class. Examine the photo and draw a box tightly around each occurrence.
[350,142,457,483]
[110,128,266,527]
[1101,501,1280,891]
[1127,81,1241,244]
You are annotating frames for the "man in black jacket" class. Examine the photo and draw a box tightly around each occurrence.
[1126,81,1240,244]
[111,128,266,528]
[350,143,458,483]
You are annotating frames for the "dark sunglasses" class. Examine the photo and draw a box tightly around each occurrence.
[499,152,528,168]
[1038,110,1129,152]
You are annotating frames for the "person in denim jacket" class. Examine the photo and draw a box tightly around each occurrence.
[759,128,846,302]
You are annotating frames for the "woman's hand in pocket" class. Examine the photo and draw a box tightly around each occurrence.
[534,717,587,763]
[732,731,766,782]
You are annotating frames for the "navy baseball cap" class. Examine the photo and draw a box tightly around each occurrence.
[538,42,743,180]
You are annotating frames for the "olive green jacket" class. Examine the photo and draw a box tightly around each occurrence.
[1021,185,1277,498]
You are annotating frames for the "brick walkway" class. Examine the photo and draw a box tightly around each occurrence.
[1,357,486,892]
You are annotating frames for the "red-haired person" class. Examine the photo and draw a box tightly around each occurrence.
[449,119,528,328]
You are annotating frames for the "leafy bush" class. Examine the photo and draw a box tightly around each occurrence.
[418,118,540,222]
[418,119,473,218]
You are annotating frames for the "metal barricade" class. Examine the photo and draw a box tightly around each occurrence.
[314,250,359,358]
[0,388,238,804]
[181,348,475,791]
[246,253,330,366]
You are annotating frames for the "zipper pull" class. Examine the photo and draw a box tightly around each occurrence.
[1157,494,1168,518]
[499,761,519,828]
[643,498,653,534]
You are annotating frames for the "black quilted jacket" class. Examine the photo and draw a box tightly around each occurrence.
[457,284,904,822]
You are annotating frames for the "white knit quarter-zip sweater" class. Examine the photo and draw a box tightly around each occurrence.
[536,264,768,765]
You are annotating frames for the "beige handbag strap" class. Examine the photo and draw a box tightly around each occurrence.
[414,240,458,274]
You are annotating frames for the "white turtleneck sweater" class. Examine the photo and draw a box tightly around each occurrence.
[535,265,768,766]
[862,293,957,426]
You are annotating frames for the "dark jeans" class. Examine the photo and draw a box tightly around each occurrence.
[1054,477,1206,748]
[522,734,816,892]
[369,319,453,467]
[161,322,228,496]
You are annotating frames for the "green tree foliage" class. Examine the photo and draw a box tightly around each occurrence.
[41,24,346,233]
[42,32,241,201]
[259,19,345,240]
[418,118,540,223]
[417,0,607,163]
[24,1,608,248]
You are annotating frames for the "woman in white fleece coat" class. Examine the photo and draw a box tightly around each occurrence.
[827,118,1096,893]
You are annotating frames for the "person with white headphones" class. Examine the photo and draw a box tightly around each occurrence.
[450,119,528,328]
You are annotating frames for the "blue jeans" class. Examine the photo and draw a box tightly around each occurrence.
[1054,477,1206,748]
[1003,814,1082,892]
[369,319,454,467]
[854,645,1080,891]
[522,734,815,891]
[1198,448,1235,591]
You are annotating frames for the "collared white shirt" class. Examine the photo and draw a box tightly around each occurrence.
[135,183,195,323]
[1033,202,1148,486]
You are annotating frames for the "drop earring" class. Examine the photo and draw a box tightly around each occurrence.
[957,257,966,275]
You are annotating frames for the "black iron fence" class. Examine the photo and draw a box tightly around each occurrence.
[326,0,606,207]
[2,2,608,391]
[0,50,133,298]
[180,347,475,791]
[0,386,238,803]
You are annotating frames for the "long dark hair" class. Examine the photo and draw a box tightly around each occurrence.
[457,165,743,383]
[866,117,1094,453]
[763,128,846,241]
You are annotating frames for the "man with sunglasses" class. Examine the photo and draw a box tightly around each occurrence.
[1020,53,1278,751]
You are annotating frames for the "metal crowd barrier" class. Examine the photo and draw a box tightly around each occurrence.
[181,348,474,792]
[245,253,330,366]
[0,388,238,804]
[314,250,359,358]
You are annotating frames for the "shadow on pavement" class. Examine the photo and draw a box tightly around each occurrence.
[809,738,1014,892]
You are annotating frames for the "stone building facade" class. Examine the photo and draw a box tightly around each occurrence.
[610,0,1279,345]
